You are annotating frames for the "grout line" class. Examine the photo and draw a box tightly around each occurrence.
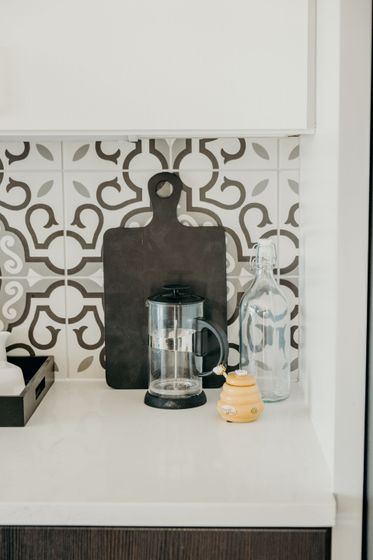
[65,275,103,279]
[276,138,281,283]
[60,141,71,379]
[2,168,62,173]
[60,141,68,280]
[227,274,299,279]
[167,138,174,168]
[0,275,299,282]
[63,275,70,380]
[0,276,64,280]
[0,166,300,174]
[0,273,300,282]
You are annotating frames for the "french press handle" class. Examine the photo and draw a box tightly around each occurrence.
[193,318,229,377]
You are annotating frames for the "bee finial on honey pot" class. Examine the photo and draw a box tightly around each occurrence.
[213,364,227,378]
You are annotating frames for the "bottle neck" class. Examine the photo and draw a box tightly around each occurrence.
[254,263,276,279]
[252,241,277,281]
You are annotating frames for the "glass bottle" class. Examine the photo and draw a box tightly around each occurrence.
[239,240,291,402]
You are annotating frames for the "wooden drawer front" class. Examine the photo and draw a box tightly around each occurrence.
[0,527,331,560]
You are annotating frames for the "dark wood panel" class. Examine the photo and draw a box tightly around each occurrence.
[103,171,227,390]
[0,527,331,560]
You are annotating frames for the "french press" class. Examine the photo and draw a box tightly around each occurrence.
[144,285,229,409]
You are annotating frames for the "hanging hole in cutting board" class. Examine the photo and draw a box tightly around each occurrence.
[156,181,173,198]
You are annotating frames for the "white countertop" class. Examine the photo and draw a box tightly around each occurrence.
[0,381,336,527]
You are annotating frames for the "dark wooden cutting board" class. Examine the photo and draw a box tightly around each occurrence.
[103,172,227,389]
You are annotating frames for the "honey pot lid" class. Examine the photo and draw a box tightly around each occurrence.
[226,370,256,387]
[213,365,256,387]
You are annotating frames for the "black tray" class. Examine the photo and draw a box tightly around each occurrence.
[0,356,54,427]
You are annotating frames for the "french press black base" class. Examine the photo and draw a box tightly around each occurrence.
[144,390,207,410]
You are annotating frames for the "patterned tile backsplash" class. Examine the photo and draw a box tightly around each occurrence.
[0,137,299,379]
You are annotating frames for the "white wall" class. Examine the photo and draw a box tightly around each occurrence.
[300,0,340,483]
[300,0,371,558]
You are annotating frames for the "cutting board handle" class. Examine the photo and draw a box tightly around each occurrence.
[148,172,183,226]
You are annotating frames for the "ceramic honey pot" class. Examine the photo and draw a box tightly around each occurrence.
[215,365,264,423]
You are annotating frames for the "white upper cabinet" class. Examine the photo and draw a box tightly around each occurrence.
[0,0,314,135]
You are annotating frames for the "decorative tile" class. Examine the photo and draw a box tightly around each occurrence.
[0,277,67,376]
[63,139,170,171]
[279,137,300,169]
[278,170,299,276]
[172,138,278,170]
[279,277,299,381]
[178,170,278,277]
[0,142,62,170]
[227,276,245,324]
[63,170,158,276]
[65,278,104,379]
[227,314,240,370]
[0,172,65,276]
[227,277,244,370]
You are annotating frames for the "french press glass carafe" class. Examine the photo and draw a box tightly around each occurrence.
[144,285,229,409]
